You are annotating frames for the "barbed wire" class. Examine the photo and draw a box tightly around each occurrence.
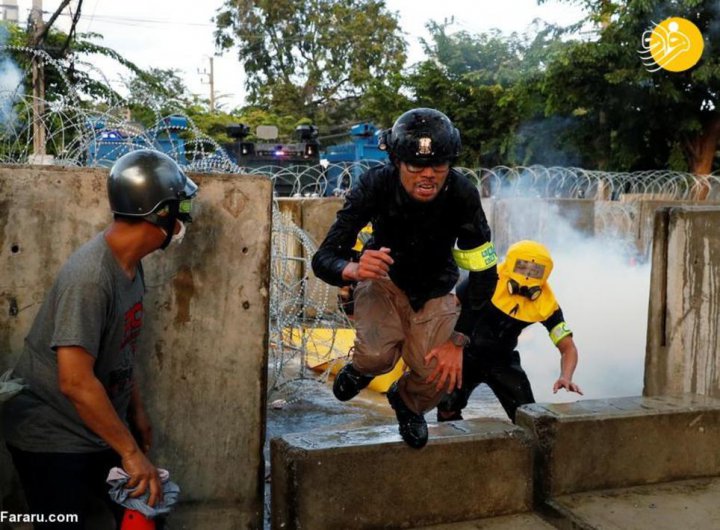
[1,47,718,395]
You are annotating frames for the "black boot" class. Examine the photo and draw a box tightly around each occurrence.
[436,409,464,422]
[436,388,467,422]
[386,382,428,449]
[333,363,373,401]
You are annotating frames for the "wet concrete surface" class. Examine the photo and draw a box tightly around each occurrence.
[548,477,720,530]
[263,369,511,528]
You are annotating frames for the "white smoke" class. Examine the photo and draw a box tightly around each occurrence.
[467,176,652,414]
[0,26,24,133]
[495,199,650,404]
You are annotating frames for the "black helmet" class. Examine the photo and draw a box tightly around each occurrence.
[108,150,198,249]
[381,108,461,165]
[108,150,197,218]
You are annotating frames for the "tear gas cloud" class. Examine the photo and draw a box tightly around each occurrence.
[0,27,23,133]
[469,189,651,410]
[519,218,650,403]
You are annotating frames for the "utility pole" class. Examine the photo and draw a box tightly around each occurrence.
[199,56,215,111]
[30,0,45,157]
[28,0,74,161]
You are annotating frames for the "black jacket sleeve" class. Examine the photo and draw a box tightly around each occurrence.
[311,173,375,287]
[453,184,498,335]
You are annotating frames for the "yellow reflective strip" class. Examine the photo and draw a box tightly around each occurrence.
[549,322,572,346]
[452,242,498,271]
[352,224,373,252]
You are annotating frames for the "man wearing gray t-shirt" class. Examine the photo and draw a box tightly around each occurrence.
[2,150,197,528]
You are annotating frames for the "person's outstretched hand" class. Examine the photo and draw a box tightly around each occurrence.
[552,377,583,395]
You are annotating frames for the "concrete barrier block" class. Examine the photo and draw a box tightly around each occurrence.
[411,512,556,529]
[271,419,534,530]
[0,168,272,528]
[492,199,595,255]
[644,206,720,399]
[516,394,720,498]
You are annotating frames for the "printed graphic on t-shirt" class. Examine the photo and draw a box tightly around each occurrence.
[107,300,143,399]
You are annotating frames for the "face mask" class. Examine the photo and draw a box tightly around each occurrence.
[166,220,186,246]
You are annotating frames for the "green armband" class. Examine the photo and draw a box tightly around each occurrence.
[452,242,498,271]
[549,322,572,346]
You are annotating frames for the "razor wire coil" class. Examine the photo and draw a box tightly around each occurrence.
[2,48,719,395]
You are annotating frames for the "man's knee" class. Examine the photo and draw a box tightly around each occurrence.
[352,347,399,375]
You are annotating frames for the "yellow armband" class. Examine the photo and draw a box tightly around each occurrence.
[452,242,498,271]
[352,223,373,252]
[549,322,572,346]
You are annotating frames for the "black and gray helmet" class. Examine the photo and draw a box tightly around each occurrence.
[380,108,461,165]
[108,150,198,248]
[108,150,197,219]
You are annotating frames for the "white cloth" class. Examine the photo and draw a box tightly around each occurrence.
[106,466,180,518]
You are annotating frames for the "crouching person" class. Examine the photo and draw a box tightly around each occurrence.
[438,240,583,423]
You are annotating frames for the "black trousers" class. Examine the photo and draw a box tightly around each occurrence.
[438,350,535,422]
[6,444,124,529]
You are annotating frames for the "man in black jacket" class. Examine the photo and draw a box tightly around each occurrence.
[311,108,497,448]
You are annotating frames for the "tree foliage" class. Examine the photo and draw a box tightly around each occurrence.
[214,0,406,121]
[407,21,572,167]
[542,0,720,174]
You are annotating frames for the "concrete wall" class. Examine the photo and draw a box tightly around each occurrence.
[644,206,720,398]
[516,395,720,499]
[490,199,595,255]
[276,197,345,319]
[271,420,534,529]
[277,197,718,269]
[273,395,720,528]
[0,166,272,529]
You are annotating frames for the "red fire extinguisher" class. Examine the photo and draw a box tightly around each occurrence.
[120,509,155,530]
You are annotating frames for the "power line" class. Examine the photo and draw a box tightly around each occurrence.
[49,10,215,27]
[83,0,99,33]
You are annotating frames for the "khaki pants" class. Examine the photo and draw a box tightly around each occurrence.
[351,279,459,414]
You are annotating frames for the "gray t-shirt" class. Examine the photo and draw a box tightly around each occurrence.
[2,232,145,452]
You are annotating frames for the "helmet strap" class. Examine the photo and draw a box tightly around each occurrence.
[152,201,180,250]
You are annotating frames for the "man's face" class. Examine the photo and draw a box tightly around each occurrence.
[398,161,450,202]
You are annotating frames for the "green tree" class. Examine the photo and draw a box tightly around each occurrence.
[214,0,406,122]
[541,0,720,178]
[407,21,568,166]
[2,22,152,104]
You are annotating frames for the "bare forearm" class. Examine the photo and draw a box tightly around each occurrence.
[558,343,578,380]
[63,378,139,458]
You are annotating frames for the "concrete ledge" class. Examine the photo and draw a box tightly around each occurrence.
[166,502,257,530]
[516,394,720,498]
[546,477,720,530]
[271,419,534,529]
[412,513,556,529]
